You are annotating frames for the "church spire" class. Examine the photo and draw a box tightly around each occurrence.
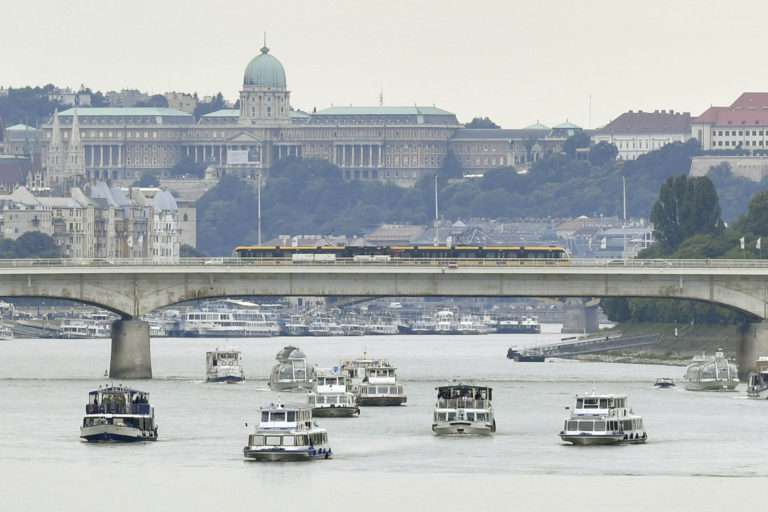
[50,109,61,147]
[69,109,81,147]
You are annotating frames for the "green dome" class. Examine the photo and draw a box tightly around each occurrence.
[243,46,286,89]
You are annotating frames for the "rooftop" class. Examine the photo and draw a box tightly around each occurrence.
[58,107,192,118]
[313,106,455,117]
[595,110,691,135]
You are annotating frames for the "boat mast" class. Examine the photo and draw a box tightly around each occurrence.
[433,174,439,246]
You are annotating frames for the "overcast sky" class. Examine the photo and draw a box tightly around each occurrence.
[3,0,766,128]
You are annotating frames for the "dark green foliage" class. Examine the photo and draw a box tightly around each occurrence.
[0,85,61,132]
[136,94,169,108]
[650,175,724,252]
[169,157,207,178]
[132,173,160,187]
[588,142,618,166]
[0,232,61,258]
[438,151,463,179]
[563,132,591,159]
[180,244,206,257]
[193,92,226,119]
[464,117,499,129]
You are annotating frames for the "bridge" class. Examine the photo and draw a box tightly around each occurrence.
[2,257,768,378]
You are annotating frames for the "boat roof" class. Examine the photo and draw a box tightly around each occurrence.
[436,384,492,393]
[260,402,310,413]
[575,393,627,399]
[88,385,147,395]
[314,368,343,378]
[207,348,241,355]
[276,345,306,361]
[343,357,395,368]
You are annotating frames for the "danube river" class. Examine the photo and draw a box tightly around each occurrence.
[2,326,767,511]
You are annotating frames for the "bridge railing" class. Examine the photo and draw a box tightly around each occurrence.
[1,257,768,268]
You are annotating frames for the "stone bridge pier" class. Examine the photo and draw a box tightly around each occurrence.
[739,322,768,380]
[110,320,152,379]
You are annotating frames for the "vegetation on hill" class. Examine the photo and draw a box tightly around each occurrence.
[0,232,60,258]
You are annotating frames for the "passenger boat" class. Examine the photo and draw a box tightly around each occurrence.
[180,307,280,337]
[243,403,332,462]
[80,385,158,442]
[506,347,546,362]
[269,345,313,392]
[559,393,647,446]
[0,323,13,340]
[684,350,738,391]
[747,357,768,399]
[432,384,495,435]
[654,377,675,388]
[496,316,541,334]
[206,348,245,383]
[308,368,360,417]
[341,355,407,406]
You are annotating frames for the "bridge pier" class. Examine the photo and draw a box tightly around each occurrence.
[738,321,768,381]
[561,300,599,334]
[109,320,152,379]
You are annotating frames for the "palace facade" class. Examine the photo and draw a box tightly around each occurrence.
[41,45,574,189]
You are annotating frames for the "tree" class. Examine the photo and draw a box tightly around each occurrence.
[650,175,724,253]
[438,150,463,179]
[563,132,591,159]
[588,141,618,166]
[193,92,226,119]
[169,157,207,178]
[464,117,499,129]
[180,244,206,257]
[743,191,768,236]
[136,94,169,108]
[10,232,61,258]
[132,173,160,187]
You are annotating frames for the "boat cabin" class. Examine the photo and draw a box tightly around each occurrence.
[85,386,151,416]
[436,384,492,407]
[572,394,630,417]
[258,404,313,431]
[314,369,347,392]
[207,350,241,367]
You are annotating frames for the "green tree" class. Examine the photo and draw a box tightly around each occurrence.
[10,232,61,258]
[563,132,591,159]
[588,141,618,166]
[132,173,160,187]
[136,94,169,108]
[650,175,724,253]
[180,244,206,257]
[193,92,226,119]
[464,117,500,129]
[438,150,463,179]
[169,157,207,178]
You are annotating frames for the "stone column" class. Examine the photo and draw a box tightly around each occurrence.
[99,145,104,167]
[368,145,373,167]
[378,145,382,167]
[110,319,152,379]
[739,321,768,380]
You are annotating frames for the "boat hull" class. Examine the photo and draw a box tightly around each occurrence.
[357,396,407,406]
[269,380,313,392]
[80,424,157,442]
[312,406,360,417]
[432,422,494,436]
[207,375,245,383]
[560,433,626,445]
[684,381,738,392]
[243,447,332,462]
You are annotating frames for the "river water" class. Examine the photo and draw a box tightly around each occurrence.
[2,326,767,511]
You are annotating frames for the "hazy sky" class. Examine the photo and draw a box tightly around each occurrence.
[4,0,768,128]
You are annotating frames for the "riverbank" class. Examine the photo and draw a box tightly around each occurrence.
[566,322,743,365]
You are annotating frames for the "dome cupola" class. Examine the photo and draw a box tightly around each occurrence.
[243,45,287,89]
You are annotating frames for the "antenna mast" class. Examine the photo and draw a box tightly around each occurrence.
[433,174,439,246]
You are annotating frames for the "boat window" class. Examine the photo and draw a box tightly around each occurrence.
[466,412,475,421]
[251,435,265,446]
[271,412,286,422]
[447,412,456,421]
[287,411,296,422]
[266,436,282,446]
[283,436,295,446]
[567,421,577,431]
[576,399,583,408]
[583,398,599,409]
[578,421,594,431]
[599,399,608,408]
[594,421,606,431]
[476,413,486,422]
[622,420,632,430]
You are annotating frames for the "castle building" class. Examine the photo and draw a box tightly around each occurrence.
[41,45,571,187]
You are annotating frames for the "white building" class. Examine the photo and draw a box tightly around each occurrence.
[593,110,691,160]
[691,92,768,152]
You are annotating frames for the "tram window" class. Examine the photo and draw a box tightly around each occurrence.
[287,411,296,422]
[599,399,607,408]
[271,412,286,422]
[266,436,282,446]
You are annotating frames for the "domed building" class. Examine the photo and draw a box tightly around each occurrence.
[41,44,568,190]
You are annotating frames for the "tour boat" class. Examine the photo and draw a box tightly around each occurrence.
[180,307,280,337]
[243,403,332,462]
[432,384,495,435]
[506,347,546,362]
[684,350,738,391]
[654,377,675,388]
[0,324,13,340]
[80,385,158,442]
[559,392,647,446]
[308,368,360,417]
[206,348,245,383]
[747,356,768,399]
[495,316,541,334]
[269,345,313,392]
[340,355,407,406]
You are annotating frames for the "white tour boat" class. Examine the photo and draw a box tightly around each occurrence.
[206,348,245,383]
[243,403,332,462]
[269,345,314,392]
[559,393,647,446]
[341,355,407,406]
[432,384,495,435]
[80,385,158,442]
[747,356,768,399]
[684,350,739,391]
[308,368,360,417]
[181,307,280,337]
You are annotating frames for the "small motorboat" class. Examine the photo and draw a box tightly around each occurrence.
[654,377,675,389]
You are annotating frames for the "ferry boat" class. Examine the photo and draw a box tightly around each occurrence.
[180,307,280,337]
[432,384,495,435]
[243,403,332,462]
[456,316,491,335]
[559,393,647,446]
[269,345,313,392]
[0,323,13,340]
[747,357,768,399]
[206,348,245,383]
[495,316,541,334]
[308,368,360,417]
[684,350,739,391]
[654,377,675,389]
[341,355,407,406]
[506,347,546,362]
[59,318,111,338]
[80,385,158,442]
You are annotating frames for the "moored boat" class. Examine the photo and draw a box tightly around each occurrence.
[506,347,546,362]
[496,316,541,334]
[269,345,313,392]
[308,368,359,417]
[80,385,158,442]
[243,403,332,462]
[747,356,768,399]
[684,350,738,392]
[559,392,647,446]
[341,355,407,406]
[206,348,245,383]
[654,377,675,388]
[432,384,495,435]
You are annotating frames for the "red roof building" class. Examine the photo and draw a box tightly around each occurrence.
[692,93,768,152]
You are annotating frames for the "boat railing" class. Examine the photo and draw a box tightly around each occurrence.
[86,403,151,415]
[436,398,491,410]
